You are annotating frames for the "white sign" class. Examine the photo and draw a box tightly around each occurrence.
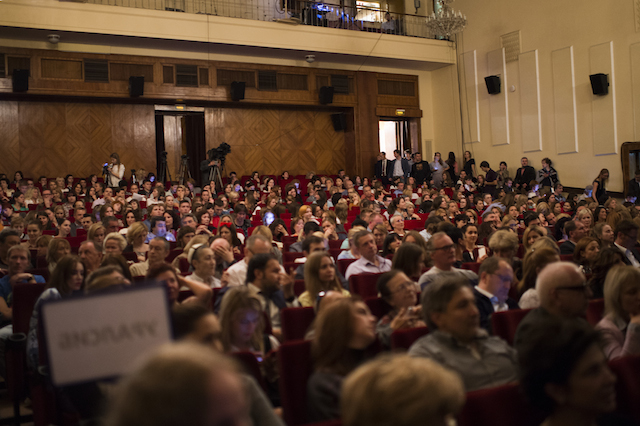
[41,285,172,387]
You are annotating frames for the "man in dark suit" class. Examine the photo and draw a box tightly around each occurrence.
[627,170,640,203]
[513,157,536,193]
[374,152,392,185]
[410,152,433,186]
[473,257,519,333]
[559,220,587,255]
[390,149,410,183]
[613,220,640,267]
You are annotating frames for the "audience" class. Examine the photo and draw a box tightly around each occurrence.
[376,270,424,347]
[300,251,350,308]
[344,230,391,279]
[473,257,519,333]
[418,232,477,290]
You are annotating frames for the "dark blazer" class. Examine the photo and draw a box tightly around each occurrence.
[514,166,536,189]
[390,158,411,179]
[628,178,640,200]
[559,240,576,255]
[473,287,519,334]
[411,161,432,185]
[615,244,640,266]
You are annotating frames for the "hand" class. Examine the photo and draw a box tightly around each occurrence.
[213,245,234,264]
[279,267,296,300]
[220,271,230,288]
[10,273,35,286]
[630,313,640,325]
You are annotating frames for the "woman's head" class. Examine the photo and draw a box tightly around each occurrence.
[592,222,614,245]
[378,269,418,309]
[521,247,560,293]
[49,255,85,295]
[104,232,127,256]
[110,152,121,165]
[126,222,148,246]
[304,251,341,300]
[88,223,106,247]
[189,244,216,278]
[488,230,518,259]
[603,265,640,322]
[573,236,600,265]
[523,225,546,250]
[219,287,264,352]
[47,238,71,264]
[382,233,402,257]
[598,168,610,181]
[171,304,223,352]
[146,263,181,303]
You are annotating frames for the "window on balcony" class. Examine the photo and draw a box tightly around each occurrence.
[355,1,382,22]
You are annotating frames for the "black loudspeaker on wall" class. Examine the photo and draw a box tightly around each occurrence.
[484,75,501,95]
[230,81,245,101]
[129,76,144,97]
[12,69,29,93]
[589,73,609,96]
[319,86,334,105]
[331,113,347,132]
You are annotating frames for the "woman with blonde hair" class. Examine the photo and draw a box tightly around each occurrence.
[572,236,600,274]
[522,225,547,251]
[171,234,210,271]
[300,251,350,307]
[596,265,640,359]
[575,207,594,231]
[87,223,106,249]
[123,221,149,262]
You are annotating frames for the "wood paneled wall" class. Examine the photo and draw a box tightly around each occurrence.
[0,101,156,179]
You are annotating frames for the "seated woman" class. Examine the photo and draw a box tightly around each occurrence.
[320,217,341,241]
[576,207,594,232]
[27,255,85,370]
[300,251,350,308]
[23,220,42,249]
[337,226,365,260]
[402,230,427,251]
[489,230,522,281]
[381,232,402,258]
[87,223,106,248]
[404,201,421,220]
[268,218,289,243]
[523,225,547,252]
[307,297,377,422]
[123,221,148,263]
[389,214,405,238]
[171,235,210,272]
[187,243,220,288]
[146,262,212,307]
[298,205,315,223]
[376,270,425,347]
[104,232,126,257]
[217,223,242,255]
[392,243,425,284]
[589,247,626,299]
[596,265,640,360]
[163,210,180,240]
[519,319,632,426]
[461,223,486,263]
[518,247,560,309]
[12,192,28,213]
[176,226,196,250]
[56,217,72,238]
[592,222,615,248]
[573,236,600,274]
[46,238,71,273]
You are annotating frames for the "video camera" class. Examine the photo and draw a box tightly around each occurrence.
[207,143,231,163]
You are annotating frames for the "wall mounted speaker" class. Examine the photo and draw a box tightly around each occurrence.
[230,81,245,101]
[129,76,144,97]
[331,113,346,132]
[484,75,501,95]
[589,73,609,95]
[319,86,334,105]
[12,69,29,93]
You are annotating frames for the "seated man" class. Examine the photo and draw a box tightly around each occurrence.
[130,237,170,277]
[345,230,392,280]
[559,220,586,255]
[289,221,321,253]
[613,219,640,267]
[474,257,519,333]
[225,235,274,288]
[0,229,22,269]
[409,274,518,391]
[514,261,590,350]
[145,216,176,243]
[0,245,45,377]
[418,232,478,290]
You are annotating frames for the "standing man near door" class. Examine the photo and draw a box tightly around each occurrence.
[391,149,410,183]
[374,152,392,185]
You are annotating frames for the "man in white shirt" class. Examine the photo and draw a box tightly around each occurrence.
[130,237,170,277]
[418,232,478,290]
[345,230,391,280]
[613,220,640,267]
[225,235,273,287]
[473,257,519,333]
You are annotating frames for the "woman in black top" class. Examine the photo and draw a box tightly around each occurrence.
[462,150,476,179]
[592,168,609,204]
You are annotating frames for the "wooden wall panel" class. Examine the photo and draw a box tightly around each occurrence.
[0,102,21,177]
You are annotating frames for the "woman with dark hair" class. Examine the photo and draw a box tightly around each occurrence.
[592,222,614,248]
[28,255,85,370]
[594,205,608,224]
[375,270,424,347]
[429,152,449,189]
[573,236,600,274]
[12,191,28,213]
[13,171,23,185]
[268,218,289,243]
[592,168,610,204]
[382,233,402,257]
[589,247,626,299]
[300,251,350,307]
[536,157,558,195]
[307,297,376,422]
[147,262,212,307]
[392,242,425,282]
[519,247,560,309]
[445,152,457,185]
[217,223,242,252]
[518,319,631,426]
[107,152,125,188]
[462,150,476,179]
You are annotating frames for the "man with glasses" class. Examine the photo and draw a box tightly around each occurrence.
[514,262,590,349]
[418,232,477,291]
[613,220,640,267]
[39,189,54,210]
[473,257,519,333]
[559,220,587,255]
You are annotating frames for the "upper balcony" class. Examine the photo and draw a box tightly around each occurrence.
[0,0,455,70]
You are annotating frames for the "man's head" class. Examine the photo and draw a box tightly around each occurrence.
[614,220,639,249]
[427,232,456,271]
[78,240,103,272]
[478,257,513,304]
[536,262,590,317]
[181,214,197,229]
[521,157,529,167]
[150,216,167,237]
[81,214,95,231]
[246,252,280,293]
[210,237,231,263]
[244,234,272,261]
[393,149,401,159]
[148,237,170,266]
[7,245,31,276]
[422,275,479,343]
[565,220,587,243]
[354,230,377,261]
[301,221,321,239]
[74,207,87,224]
[0,229,22,259]
[102,216,120,234]
[480,161,490,172]
[302,235,325,257]
[179,200,191,216]
[414,152,422,163]
[368,213,384,230]
[213,199,225,217]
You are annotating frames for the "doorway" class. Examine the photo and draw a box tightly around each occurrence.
[379,119,408,160]
[154,109,206,186]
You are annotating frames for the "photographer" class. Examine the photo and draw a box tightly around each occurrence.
[200,154,219,186]
[105,152,125,188]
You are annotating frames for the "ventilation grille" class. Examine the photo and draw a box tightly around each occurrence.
[7,56,31,76]
[317,75,330,89]
[199,68,209,86]
[331,74,350,94]
[110,63,154,82]
[175,64,198,87]
[163,66,174,84]
[500,31,521,63]
[377,80,416,96]
[258,70,277,91]
[84,59,109,82]
[277,73,308,91]
[0,54,5,78]
[217,69,256,87]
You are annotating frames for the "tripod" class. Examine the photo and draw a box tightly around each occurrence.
[212,164,224,193]
[158,154,172,184]
[177,155,192,185]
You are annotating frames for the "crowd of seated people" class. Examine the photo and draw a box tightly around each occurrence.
[1,150,640,425]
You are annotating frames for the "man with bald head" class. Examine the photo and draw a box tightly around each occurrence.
[514,261,590,349]
[210,236,236,279]
[225,234,274,288]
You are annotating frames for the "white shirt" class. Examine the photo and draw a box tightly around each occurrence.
[614,242,640,267]
[188,272,222,289]
[393,159,404,177]
[226,259,249,287]
[474,285,508,312]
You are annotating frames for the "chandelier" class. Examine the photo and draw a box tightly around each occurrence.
[426,0,467,38]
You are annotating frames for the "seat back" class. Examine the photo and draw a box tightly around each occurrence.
[278,340,313,425]
[12,283,47,335]
[281,307,315,342]
[337,258,357,276]
[490,308,532,346]
[364,297,391,319]
[458,382,542,426]
[390,326,429,350]
[461,262,481,274]
[232,351,267,391]
[349,273,383,300]
[283,252,305,262]
[609,354,640,422]
[586,298,605,326]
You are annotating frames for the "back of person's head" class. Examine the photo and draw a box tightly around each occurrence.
[171,304,211,340]
[521,247,559,293]
[245,234,271,252]
[341,354,465,426]
[518,319,603,418]
[488,230,518,254]
[420,274,470,329]
[603,265,640,323]
[302,221,321,237]
[0,228,20,244]
[614,219,638,239]
[84,265,129,294]
[101,254,133,281]
[391,244,424,278]
[106,343,242,426]
[478,256,503,278]
[376,269,404,302]
[535,262,585,311]
[246,252,276,284]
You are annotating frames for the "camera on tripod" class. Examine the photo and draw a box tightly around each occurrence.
[207,143,231,164]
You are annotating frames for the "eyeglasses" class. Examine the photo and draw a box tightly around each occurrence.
[556,282,589,292]
[434,244,455,251]
[391,281,414,293]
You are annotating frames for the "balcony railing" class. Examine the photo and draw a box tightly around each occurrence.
[81,0,435,39]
